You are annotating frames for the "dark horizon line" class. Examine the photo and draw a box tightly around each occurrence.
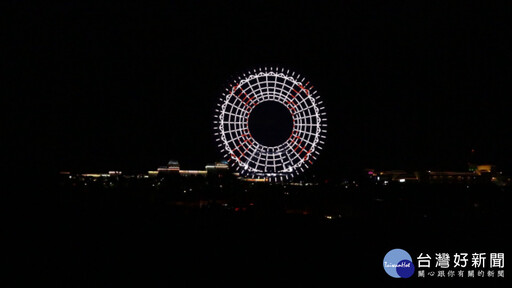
[56,161,509,175]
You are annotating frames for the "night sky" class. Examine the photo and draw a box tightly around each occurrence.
[5,1,511,177]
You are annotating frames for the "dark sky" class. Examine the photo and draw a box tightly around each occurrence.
[5,1,511,177]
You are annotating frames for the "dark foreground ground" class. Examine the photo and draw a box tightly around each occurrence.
[4,174,509,287]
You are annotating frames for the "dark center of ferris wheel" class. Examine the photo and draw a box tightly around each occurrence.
[248,101,293,147]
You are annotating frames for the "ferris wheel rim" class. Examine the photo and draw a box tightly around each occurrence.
[214,67,327,181]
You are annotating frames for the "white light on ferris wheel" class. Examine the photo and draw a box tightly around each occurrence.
[213,67,327,182]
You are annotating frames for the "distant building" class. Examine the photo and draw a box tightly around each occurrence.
[155,160,230,179]
[167,160,180,170]
[365,163,505,185]
[425,171,477,184]
[427,163,499,184]
[365,169,419,184]
[205,162,229,172]
[157,160,180,176]
[468,163,495,175]
[179,170,207,177]
[205,162,229,175]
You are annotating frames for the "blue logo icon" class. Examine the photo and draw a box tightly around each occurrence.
[383,248,415,278]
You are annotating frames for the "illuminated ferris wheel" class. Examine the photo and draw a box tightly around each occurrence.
[214,67,327,182]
